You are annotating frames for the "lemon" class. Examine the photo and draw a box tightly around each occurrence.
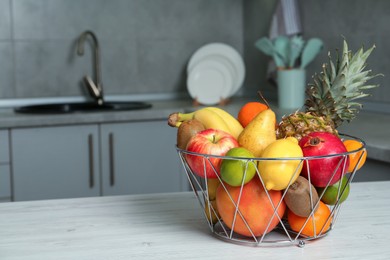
[258,137,303,190]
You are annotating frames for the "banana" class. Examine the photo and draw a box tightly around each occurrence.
[168,111,195,128]
[167,107,242,139]
[192,108,232,135]
[205,107,243,138]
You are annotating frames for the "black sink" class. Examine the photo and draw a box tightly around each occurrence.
[14,101,152,114]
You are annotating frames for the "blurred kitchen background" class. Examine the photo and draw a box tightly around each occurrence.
[0,0,388,111]
[1,0,390,202]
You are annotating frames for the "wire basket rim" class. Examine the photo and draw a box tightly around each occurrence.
[176,133,365,161]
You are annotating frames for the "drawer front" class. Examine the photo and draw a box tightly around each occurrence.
[0,130,10,164]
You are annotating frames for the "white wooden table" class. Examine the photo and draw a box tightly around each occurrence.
[0,181,389,260]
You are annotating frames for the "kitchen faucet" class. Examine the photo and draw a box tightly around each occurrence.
[76,30,104,105]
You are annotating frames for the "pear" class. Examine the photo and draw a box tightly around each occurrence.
[237,109,276,157]
[204,199,220,224]
[206,178,220,200]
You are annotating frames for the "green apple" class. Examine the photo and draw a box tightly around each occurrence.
[220,147,257,187]
[317,176,350,205]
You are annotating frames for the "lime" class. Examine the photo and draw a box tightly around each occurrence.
[317,176,350,205]
[220,147,256,186]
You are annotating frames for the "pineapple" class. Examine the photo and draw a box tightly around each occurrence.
[276,40,382,140]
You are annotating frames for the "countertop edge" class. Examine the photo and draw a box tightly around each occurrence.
[1,98,389,164]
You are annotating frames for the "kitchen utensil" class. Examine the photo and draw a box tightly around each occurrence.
[300,38,324,69]
[254,37,285,68]
[288,35,305,68]
[254,37,275,56]
[273,36,290,68]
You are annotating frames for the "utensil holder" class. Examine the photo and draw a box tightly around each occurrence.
[277,69,306,111]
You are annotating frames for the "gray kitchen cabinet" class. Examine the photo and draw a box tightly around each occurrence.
[0,165,11,202]
[9,120,186,201]
[0,130,10,164]
[0,130,11,202]
[353,158,390,182]
[100,120,186,196]
[11,125,100,201]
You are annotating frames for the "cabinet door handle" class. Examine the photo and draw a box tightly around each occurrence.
[88,134,95,188]
[109,132,115,186]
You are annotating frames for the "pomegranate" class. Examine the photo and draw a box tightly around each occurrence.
[299,132,349,187]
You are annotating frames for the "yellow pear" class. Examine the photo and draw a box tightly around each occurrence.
[204,199,220,224]
[206,178,220,201]
[237,109,276,157]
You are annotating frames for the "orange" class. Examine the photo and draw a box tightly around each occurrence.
[237,102,268,127]
[343,139,367,172]
[287,201,332,237]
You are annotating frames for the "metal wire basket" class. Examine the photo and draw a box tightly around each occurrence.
[176,134,366,247]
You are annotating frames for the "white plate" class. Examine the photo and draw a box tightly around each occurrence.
[187,59,233,105]
[187,43,245,96]
[208,55,238,95]
[190,54,237,96]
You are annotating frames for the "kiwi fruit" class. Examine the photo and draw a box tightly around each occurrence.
[177,119,205,149]
[284,176,319,217]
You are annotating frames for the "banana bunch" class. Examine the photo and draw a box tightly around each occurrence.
[168,107,243,139]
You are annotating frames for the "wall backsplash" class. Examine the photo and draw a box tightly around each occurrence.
[244,0,390,112]
[0,0,244,101]
[0,0,389,112]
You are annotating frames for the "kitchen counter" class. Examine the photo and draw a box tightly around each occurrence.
[0,98,389,164]
[0,181,389,260]
[338,112,390,163]
[0,99,193,128]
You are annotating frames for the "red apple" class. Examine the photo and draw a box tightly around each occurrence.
[185,129,239,178]
[299,132,349,187]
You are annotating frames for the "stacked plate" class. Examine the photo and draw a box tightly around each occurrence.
[187,43,245,105]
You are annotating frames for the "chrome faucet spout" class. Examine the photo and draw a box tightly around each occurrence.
[77,30,104,105]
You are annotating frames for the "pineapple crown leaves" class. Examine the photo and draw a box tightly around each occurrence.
[305,40,383,128]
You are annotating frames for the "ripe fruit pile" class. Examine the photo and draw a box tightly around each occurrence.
[167,40,378,241]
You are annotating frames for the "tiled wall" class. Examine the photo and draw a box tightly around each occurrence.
[0,0,244,100]
[0,0,389,111]
[300,0,389,109]
[244,0,390,111]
